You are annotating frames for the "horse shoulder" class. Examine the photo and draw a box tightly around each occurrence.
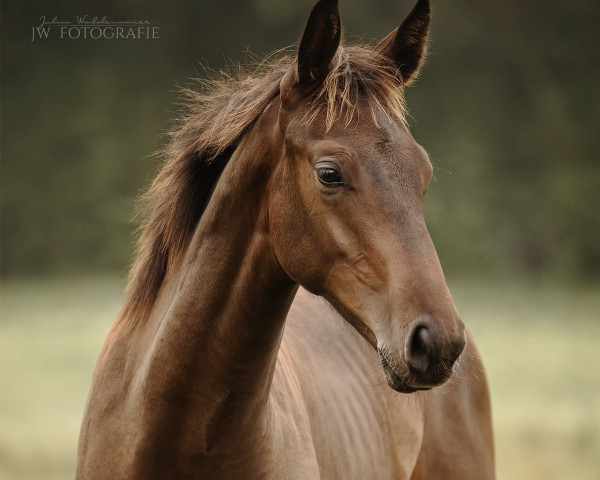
[269,289,424,480]
[411,330,495,479]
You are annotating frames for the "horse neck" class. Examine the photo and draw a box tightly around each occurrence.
[131,102,297,463]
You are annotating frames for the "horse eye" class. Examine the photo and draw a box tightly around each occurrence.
[316,166,343,186]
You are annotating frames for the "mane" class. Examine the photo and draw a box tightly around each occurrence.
[121,43,407,325]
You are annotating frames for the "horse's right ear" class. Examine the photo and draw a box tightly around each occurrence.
[283,0,341,102]
[298,0,341,89]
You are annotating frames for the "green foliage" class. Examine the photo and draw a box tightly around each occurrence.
[1,0,598,279]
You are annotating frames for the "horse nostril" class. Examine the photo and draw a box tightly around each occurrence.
[407,325,432,373]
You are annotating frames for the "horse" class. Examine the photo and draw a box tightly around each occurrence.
[76,1,494,478]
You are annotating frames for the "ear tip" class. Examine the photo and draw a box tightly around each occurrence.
[317,0,341,14]
[313,0,339,10]
[414,0,431,15]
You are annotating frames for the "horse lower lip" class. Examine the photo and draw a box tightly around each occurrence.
[381,360,421,394]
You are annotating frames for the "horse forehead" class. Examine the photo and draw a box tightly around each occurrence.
[292,105,428,174]
[367,114,430,172]
[307,109,397,147]
[330,116,426,172]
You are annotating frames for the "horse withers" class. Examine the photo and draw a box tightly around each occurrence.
[77,1,494,478]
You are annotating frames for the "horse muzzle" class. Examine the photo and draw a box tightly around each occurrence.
[378,315,466,393]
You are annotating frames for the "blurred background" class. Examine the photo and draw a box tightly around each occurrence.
[1,0,599,479]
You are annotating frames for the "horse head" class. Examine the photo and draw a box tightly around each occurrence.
[268,0,465,393]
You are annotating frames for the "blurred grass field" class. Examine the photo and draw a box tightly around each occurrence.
[1,276,599,479]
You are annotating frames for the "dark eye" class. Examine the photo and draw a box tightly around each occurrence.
[316,165,343,186]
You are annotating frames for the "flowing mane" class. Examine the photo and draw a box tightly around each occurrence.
[121,44,408,325]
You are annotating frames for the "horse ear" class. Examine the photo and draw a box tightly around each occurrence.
[297,0,341,90]
[375,0,430,84]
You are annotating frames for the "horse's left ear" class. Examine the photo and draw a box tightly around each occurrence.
[297,0,341,91]
[375,0,430,85]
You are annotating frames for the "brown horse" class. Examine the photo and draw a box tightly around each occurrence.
[77,1,494,478]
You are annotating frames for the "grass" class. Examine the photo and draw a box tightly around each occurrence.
[1,276,599,479]
[0,276,124,480]
[450,279,600,480]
